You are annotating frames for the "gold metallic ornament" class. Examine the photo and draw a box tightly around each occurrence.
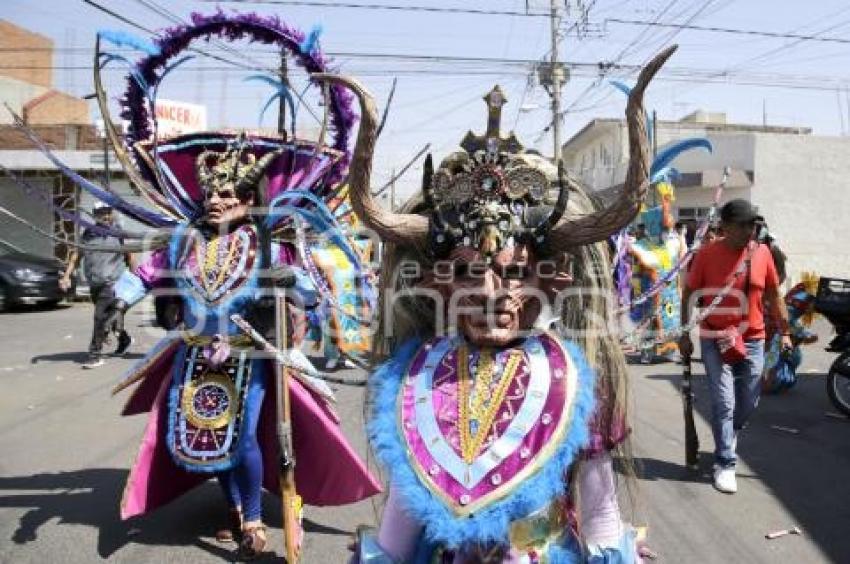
[182,372,236,430]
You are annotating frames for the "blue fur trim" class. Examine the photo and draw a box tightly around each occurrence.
[367,337,596,550]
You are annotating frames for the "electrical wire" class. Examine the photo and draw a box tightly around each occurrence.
[606,16,850,45]
[127,0,325,126]
[197,0,554,17]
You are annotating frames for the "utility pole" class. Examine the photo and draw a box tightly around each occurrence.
[537,2,569,162]
[549,0,563,162]
[389,168,396,212]
[278,48,288,136]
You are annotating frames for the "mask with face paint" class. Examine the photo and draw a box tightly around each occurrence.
[328,47,677,564]
[323,66,670,347]
[196,134,280,229]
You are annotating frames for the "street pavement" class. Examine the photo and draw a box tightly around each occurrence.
[0,301,848,563]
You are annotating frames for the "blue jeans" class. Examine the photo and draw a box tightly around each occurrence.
[700,338,765,468]
[216,359,267,522]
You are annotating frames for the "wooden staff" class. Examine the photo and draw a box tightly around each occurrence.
[274,291,302,563]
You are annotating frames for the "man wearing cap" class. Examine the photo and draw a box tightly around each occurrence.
[679,198,792,494]
[60,203,134,369]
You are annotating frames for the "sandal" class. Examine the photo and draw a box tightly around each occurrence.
[239,524,267,560]
[215,507,243,544]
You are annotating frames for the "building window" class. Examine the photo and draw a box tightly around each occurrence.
[677,207,711,222]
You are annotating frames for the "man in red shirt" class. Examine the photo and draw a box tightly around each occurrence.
[679,199,791,494]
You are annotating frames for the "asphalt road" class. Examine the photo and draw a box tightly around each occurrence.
[0,301,848,563]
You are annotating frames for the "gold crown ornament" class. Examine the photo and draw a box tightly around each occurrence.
[195,133,280,197]
[423,86,569,259]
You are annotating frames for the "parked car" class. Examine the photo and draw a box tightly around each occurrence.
[0,250,66,311]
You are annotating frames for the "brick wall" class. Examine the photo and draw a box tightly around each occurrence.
[0,20,53,89]
[0,124,104,150]
[25,90,90,126]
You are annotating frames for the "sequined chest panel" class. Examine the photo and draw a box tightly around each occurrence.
[399,332,578,516]
[168,343,253,472]
[181,224,259,304]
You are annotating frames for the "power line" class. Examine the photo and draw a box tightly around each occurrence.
[81,0,267,73]
[668,6,850,101]
[9,64,850,91]
[607,16,850,45]
[556,0,681,123]
[83,0,328,126]
[197,0,553,17]
[80,0,154,34]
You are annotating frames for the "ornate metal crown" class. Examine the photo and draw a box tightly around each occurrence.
[195,134,278,197]
[424,86,568,258]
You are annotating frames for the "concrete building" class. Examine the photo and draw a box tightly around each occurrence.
[561,110,850,283]
[0,20,131,265]
[0,20,90,126]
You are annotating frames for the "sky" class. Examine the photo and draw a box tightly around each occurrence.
[4,0,850,200]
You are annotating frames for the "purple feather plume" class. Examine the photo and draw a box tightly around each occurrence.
[120,11,355,189]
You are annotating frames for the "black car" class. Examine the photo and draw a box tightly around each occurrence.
[0,250,66,311]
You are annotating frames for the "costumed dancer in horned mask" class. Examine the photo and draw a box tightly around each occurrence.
[318,46,677,563]
[5,13,381,560]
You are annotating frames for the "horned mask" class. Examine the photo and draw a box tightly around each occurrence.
[314,46,676,346]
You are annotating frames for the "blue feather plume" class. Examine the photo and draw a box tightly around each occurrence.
[5,107,176,228]
[650,165,682,184]
[244,75,297,131]
[269,189,340,227]
[609,80,631,97]
[299,24,323,55]
[100,53,150,96]
[0,165,135,239]
[157,55,194,86]
[610,80,654,148]
[650,138,712,180]
[266,202,361,268]
[98,30,161,56]
[266,189,360,263]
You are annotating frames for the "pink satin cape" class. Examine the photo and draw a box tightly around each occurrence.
[118,343,382,520]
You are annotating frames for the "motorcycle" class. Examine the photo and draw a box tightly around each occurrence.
[814,277,850,416]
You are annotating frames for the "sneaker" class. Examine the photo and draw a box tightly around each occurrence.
[713,466,737,494]
[115,331,133,355]
[326,358,339,371]
[82,356,106,369]
[342,358,357,369]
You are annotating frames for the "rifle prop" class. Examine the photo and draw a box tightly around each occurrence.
[230,313,337,407]
[682,356,700,470]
